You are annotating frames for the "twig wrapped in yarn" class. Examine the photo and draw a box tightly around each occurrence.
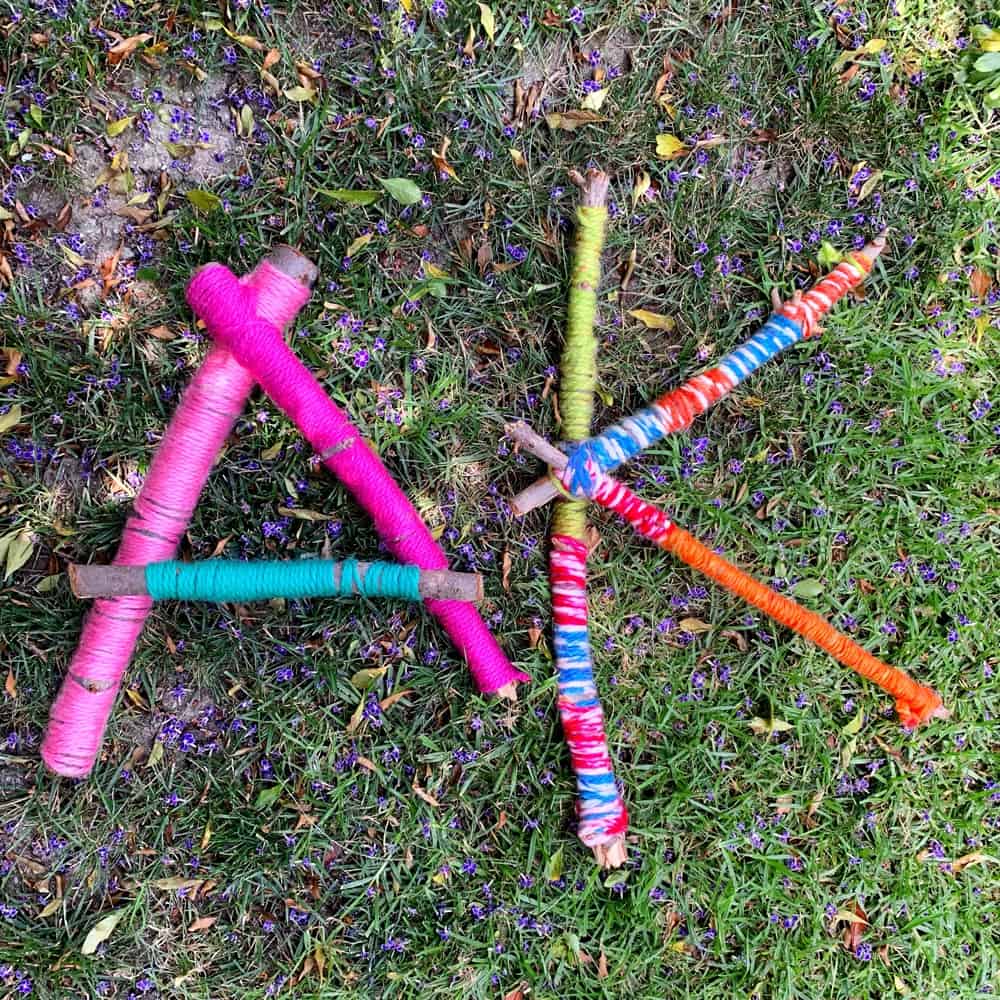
[41,248,316,778]
[186,264,529,698]
[69,559,483,604]
[511,241,885,515]
[550,169,628,868]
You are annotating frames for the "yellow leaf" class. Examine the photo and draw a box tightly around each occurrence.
[509,147,526,170]
[399,0,414,9]
[893,974,911,995]
[581,87,608,111]
[545,110,604,131]
[283,86,316,102]
[422,262,449,279]
[107,116,134,138]
[201,821,212,850]
[655,134,689,159]
[81,910,125,955]
[631,170,651,208]
[478,3,495,42]
[0,403,23,433]
[656,94,677,118]
[749,716,794,736]
[857,169,884,202]
[864,38,887,53]
[628,308,676,331]
[346,233,374,258]
[145,740,164,768]
[38,897,62,918]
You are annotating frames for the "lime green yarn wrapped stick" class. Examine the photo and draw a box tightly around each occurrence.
[68,559,484,604]
[551,169,610,541]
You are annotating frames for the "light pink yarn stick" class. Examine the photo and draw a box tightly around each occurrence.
[186,264,531,697]
[41,249,315,777]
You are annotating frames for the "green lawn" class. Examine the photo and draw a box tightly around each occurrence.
[1,0,998,997]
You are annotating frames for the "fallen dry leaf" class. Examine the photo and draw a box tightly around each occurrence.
[432,137,458,180]
[188,916,217,932]
[841,900,868,954]
[545,109,605,131]
[502,549,512,592]
[4,668,15,699]
[107,33,152,66]
[970,267,993,301]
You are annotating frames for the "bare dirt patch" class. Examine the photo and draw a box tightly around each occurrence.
[15,70,242,309]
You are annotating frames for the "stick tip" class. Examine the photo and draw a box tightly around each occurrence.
[266,245,319,288]
[592,835,628,869]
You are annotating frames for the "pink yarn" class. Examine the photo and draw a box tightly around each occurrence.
[186,263,529,694]
[40,261,311,777]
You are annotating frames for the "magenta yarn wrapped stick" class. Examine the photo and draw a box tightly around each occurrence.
[186,263,529,697]
[41,249,316,777]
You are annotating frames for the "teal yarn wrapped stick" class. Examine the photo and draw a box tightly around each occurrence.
[146,558,422,602]
[67,559,484,604]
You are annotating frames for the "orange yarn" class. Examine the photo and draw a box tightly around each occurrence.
[664,527,944,727]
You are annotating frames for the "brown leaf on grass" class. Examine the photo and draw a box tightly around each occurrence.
[432,137,458,180]
[527,626,542,649]
[619,245,637,291]
[950,851,998,874]
[379,688,413,712]
[838,63,860,84]
[188,916,217,932]
[597,950,609,979]
[3,349,22,376]
[462,22,476,60]
[970,268,993,301]
[840,900,868,953]
[412,782,440,808]
[540,9,561,26]
[107,33,152,66]
[751,128,779,143]
[502,549,512,592]
[721,629,749,652]
[4,668,15,699]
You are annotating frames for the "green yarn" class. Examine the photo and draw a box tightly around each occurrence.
[145,559,423,603]
[553,202,608,542]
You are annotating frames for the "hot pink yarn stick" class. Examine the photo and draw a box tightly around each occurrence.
[186,264,530,696]
[41,251,315,777]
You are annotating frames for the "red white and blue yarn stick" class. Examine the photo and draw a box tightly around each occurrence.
[549,170,628,867]
[507,426,947,729]
[511,238,885,515]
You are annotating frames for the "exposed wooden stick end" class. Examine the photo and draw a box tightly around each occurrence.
[265,245,319,287]
[506,421,569,469]
[492,681,519,703]
[592,835,628,869]
[69,564,147,598]
[510,476,561,517]
[419,570,484,603]
[569,168,611,208]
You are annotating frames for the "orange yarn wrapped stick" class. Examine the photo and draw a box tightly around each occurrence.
[507,421,948,729]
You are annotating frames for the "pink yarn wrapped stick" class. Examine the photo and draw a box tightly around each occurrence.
[41,250,316,777]
[186,264,529,696]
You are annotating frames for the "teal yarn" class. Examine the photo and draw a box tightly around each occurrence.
[145,559,423,603]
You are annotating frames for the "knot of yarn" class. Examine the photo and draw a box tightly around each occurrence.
[186,263,282,368]
[559,446,600,499]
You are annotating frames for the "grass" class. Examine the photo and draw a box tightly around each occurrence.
[1,0,998,997]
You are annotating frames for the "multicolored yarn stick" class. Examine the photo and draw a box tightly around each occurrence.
[550,170,628,868]
[508,407,947,726]
[41,248,316,778]
[68,559,483,604]
[186,265,529,698]
[511,241,884,516]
